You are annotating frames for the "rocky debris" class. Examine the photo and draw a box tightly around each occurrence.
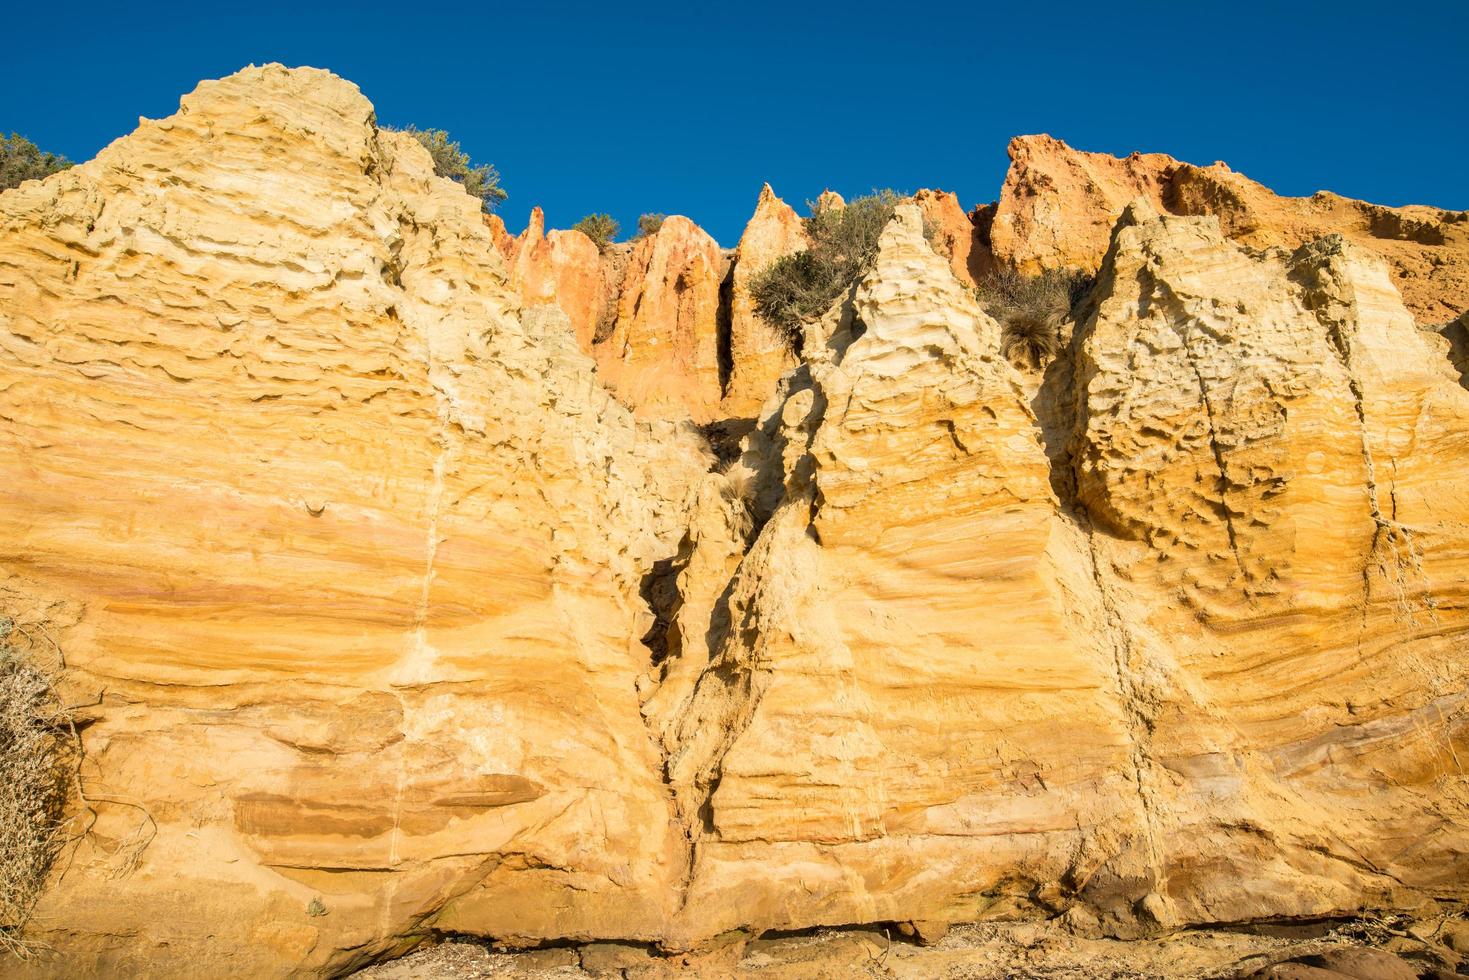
[4,66,1469,979]
[722,184,809,418]
[352,914,1469,978]
[983,134,1469,323]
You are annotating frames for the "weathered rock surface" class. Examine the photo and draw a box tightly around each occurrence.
[0,65,710,977]
[497,206,609,350]
[4,66,1469,980]
[986,134,1469,323]
[1066,201,1469,931]
[914,187,985,287]
[987,134,1180,278]
[652,205,1148,941]
[593,215,726,422]
[722,184,808,418]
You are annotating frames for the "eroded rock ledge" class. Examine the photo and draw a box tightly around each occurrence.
[2,66,1467,978]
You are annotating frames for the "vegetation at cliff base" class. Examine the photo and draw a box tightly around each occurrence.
[977,267,1094,369]
[387,126,506,212]
[749,190,909,351]
[574,213,621,251]
[0,617,76,957]
[1,134,73,192]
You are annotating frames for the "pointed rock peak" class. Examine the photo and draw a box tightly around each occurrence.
[521,206,546,242]
[738,185,805,251]
[867,202,962,285]
[842,203,998,375]
[815,189,845,212]
[483,212,517,261]
[1118,196,1162,229]
[890,202,925,237]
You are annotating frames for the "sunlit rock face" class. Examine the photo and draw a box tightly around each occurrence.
[592,214,726,423]
[493,205,610,351]
[3,66,1468,979]
[721,183,809,419]
[986,134,1469,324]
[0,64,709,977]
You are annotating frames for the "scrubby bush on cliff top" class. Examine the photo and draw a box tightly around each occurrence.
[0,617,75,957]
[977,266,1094,370]
[1,134,73,192]
[386,126,506,212]
[574,213,621,251]
[749,190,910,351]
[635,213,667,238]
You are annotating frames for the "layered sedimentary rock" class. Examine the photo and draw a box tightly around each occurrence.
[0,65,710,978]
[722,184,808,417]
[647,205,1152,940]
[5,65,1469,980]
[646,203,1469,943]
[1065,202,1469,930]
[986,134,1469,323]
[593,215,726,422]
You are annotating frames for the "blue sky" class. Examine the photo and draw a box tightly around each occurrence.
[3,0,1465,245]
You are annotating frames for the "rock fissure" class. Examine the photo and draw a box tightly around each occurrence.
[6,67,1469,978]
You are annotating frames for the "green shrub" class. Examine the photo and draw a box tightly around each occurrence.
[0,618,75,957]
[387,126,505,212]
[635,213,667,238]
[976,267,1094,369]
[1,134,73,192]
[749,190,909,350]
[574,213,621,251]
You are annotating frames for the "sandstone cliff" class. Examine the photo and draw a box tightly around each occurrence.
[0,65,710,976]
[721,184,808,418]
[985,134,1469,324]
[494,206,610,351]
[593,216,726,423]
[3,66,1468,978]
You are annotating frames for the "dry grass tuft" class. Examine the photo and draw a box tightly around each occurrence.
[977,267,1095,370]
[0,617,76,958]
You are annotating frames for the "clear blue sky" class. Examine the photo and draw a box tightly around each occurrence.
[3,1,1465,245]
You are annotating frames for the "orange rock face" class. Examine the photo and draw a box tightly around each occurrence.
[986,134,1469,323]
[508,207,608,350]
[723,184,809,417]
[1165,163,1469,323]
[914,188,984,287]
[986,134,1179,277]
[593,215,726,422]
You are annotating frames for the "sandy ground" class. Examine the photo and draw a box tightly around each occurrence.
[354,912,1469,979]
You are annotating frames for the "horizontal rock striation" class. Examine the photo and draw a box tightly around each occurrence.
[2,66,1468,977]
[0,65,709,977]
